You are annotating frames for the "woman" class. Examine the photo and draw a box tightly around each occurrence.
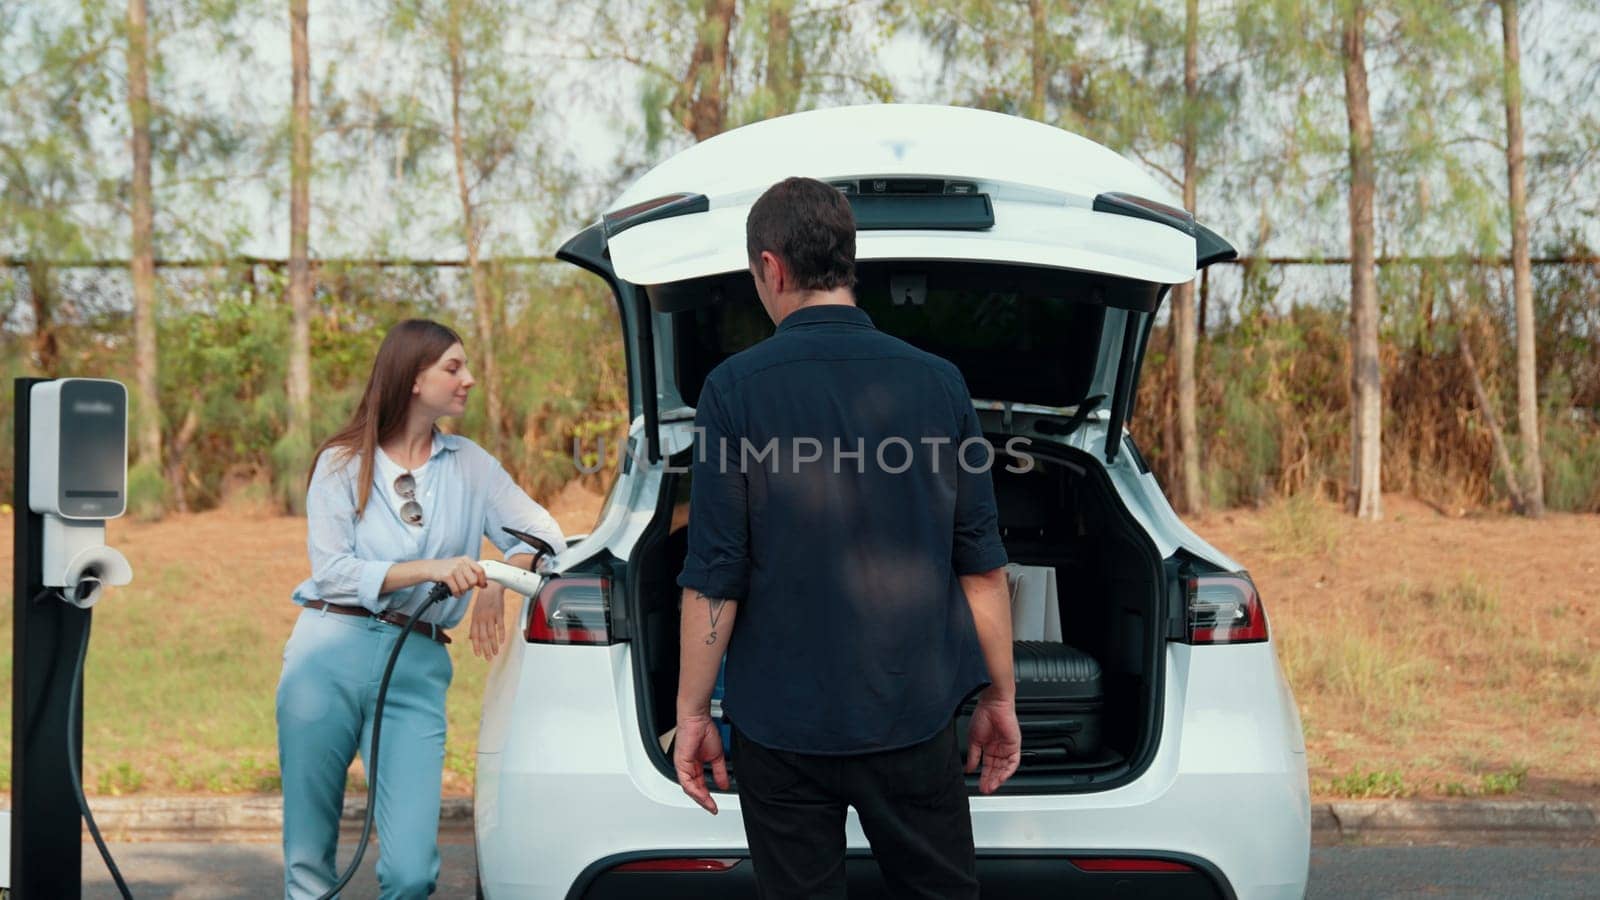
[276,318,564,899]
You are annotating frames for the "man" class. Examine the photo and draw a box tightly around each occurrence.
[673,176,1021,899]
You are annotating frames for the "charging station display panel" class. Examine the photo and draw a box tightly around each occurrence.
[56,379,128,518]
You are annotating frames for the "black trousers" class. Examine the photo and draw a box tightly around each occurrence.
[732,720,979,900]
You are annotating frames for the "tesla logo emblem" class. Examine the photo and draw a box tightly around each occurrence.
[883,140,911,161]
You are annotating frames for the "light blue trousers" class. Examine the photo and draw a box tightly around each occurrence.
[276,607,453,899]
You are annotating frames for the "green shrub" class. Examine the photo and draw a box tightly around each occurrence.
[1479,765,1528,796]
[8,258,1587,515]
[126,461,168,521]
[272,430,313,515]
[1543,410,1600,513]
[1206,373,1280,508]
[1327,769,1410,798]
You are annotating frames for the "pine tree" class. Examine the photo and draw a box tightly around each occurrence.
[127,0,162,495]
[1500,0,1544,516]
[1343,0,1382,520]
[285,0,315,512]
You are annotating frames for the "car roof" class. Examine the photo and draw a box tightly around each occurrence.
[603,104,1201,287]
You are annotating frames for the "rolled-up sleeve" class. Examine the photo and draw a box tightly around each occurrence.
[305,452,394,612]
[483,456,568,559]
[951,384,1009,575]
[677,377,750,600]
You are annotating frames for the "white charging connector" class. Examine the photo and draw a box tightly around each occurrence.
[480,559,545,597]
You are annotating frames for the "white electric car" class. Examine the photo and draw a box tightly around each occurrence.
[474,104,1311,899]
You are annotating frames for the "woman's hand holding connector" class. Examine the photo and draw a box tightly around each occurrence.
[430,556,486,597]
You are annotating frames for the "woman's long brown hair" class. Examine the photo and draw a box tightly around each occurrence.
[307,318,464,519]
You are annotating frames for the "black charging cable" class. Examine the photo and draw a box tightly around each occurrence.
[67,609,134,900]
[317,581,453,900]
[64,582,453,900]
[23,588,65,742]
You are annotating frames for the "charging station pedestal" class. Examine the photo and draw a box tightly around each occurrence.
[11,376,87,897]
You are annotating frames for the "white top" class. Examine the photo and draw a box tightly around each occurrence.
[604,104,1205,287]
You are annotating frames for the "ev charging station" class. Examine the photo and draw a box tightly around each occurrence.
[10,377,135,898]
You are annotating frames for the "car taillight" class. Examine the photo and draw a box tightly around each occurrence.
[612,858,741,873]
[1071,857,1196,873]
[525,575,612,645]
[1184,573,1268,644]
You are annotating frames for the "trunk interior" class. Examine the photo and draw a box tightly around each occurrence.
[626,259,1170,793]
[627,434,1169,795]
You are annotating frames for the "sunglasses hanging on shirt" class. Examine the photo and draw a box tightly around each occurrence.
[394,471,424,526]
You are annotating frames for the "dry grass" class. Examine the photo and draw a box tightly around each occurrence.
[1259,492,1343,559]
[1199,494,1600,800]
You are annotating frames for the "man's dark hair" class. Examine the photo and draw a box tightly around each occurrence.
[746,177,857,291]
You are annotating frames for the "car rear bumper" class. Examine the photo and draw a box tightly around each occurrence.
[569,849,1233,900]
[476,642,1309,900]
[476,768,1305,900]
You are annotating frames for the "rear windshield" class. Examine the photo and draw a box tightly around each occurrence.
[654,261,1157,409]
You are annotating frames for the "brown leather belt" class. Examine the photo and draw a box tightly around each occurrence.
[305,599,452,645]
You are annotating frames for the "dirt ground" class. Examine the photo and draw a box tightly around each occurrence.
[1191,494,1599,801]
[2,486,1595,800]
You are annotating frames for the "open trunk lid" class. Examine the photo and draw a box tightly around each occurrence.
[588,108,1238,462]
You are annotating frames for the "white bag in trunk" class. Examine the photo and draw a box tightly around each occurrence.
[1006,563,1062,643]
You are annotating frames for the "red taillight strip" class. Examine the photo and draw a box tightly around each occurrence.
[525,576,612,645]
[1072,857,1196,873]
[1187,573,1269,644]
[612,858,740,873]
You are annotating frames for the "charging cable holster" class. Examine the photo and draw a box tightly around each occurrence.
[40,518,133,608]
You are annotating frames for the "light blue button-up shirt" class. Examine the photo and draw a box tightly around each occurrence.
[292,432,566,629]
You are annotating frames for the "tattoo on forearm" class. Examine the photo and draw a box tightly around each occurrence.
[697,591,729,645]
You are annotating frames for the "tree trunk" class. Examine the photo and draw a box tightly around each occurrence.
[1174,0,1202,514]
[287,0,314,484]
[165,394,201,514]
[448,0,502,456]
[765,0,797,115]
[1027,0,1048,122]
[1342,0,1382,520]
[1415,77,1436,354]
[1449,298,1526,513]
[1418,266,1435,351]
[26,260,59,376]
[1501,0,1544,516]
[127,0,162,481]
[672,0,737,141]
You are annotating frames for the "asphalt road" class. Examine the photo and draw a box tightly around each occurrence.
[71,842,1600,899]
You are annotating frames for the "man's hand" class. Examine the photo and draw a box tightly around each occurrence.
[965,691,1021,794]
[673,713,730,814]
[469,583,507,660]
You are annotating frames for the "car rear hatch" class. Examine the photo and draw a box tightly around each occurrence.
[554,104,1241,794]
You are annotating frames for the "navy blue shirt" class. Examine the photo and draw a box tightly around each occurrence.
[677,304,1008,755]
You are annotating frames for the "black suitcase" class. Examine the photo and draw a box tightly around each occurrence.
[956,641,1104,770]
